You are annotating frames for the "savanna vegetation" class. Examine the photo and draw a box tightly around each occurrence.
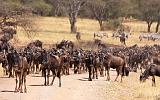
[1,0,160,34]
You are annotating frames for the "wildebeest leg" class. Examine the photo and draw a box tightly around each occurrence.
[14,72,18,92]
[120,67,123,83]
[106,68,110,81]
[88,66,92,81]
[31,64,35,73]
[104,66,107,76]
[57,72,61,87]
[19,73,23,93]
[46,69,50,85]
[36,63,39,73]
[42,68,47,86]
[58,76,61,87]
[74,65,77,74]
[3,68,7,76]
[24,72,27,93]
[78,64,81,74]
[50,70,56,85]
[67,65,70,75]
[9,65,13,78]
[95,67,98,79]
[124,39,126,46]
[92,67,95,79]
[152,76,156,87]
[17,73,21,93]
[114,68,120,82]
[100,65,104,77]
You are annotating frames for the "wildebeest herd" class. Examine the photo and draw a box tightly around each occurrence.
[0,39,160,93]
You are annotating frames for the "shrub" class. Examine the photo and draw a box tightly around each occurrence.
[103,19,122,31]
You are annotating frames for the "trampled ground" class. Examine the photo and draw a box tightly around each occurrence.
[0,69,160,100]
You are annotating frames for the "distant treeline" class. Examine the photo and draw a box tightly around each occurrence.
[0,0,160,33]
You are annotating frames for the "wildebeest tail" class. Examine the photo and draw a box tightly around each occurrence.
[122,62,129,76]
[124,67,129,76]
[122,65,125,76]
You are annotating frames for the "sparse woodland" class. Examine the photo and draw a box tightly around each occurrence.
[0,0,160,33]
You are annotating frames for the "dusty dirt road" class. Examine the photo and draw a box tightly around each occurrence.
[0,69,160,100]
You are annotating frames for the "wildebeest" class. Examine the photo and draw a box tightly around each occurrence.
[94,32,108,39]
[3,21,17,29]
[41,50,62,87]
[56,40,74,49]
[8,50,29,93]
[119,32,128,46]
[0,41,10,52]
[31,47,42,73]
[27,40,43,49]
[61,54,70,75]
[140,64,160,86]
[76,32,81,40]
[85,52,94,81]
[103,53,129,82]
[2,28,17,39]
[0,51,8,75]
[151,56,160,65]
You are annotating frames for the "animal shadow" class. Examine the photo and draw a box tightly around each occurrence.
[1,90,15,93]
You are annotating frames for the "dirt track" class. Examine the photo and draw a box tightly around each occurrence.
[0,69,160,100]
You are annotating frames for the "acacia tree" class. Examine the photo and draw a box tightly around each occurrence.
[155,14,160,33]
[0,0,38,40]
[60,0,85,33]
[87,0,107,31]
[136,0,157,32]
[155,1,160,33]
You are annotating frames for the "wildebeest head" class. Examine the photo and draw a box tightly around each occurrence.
[140,73,146,82]
[140,70,150,82]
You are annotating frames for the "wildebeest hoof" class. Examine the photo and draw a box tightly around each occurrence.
[14,89,18,93]
[100,75,104,77]
[114,80,118,82]
[44,84,47,86]
[24,90,27,93]
[20,91,23,93]
[88,78,92,81]
[106,79,110,81]
[10,75,14,78]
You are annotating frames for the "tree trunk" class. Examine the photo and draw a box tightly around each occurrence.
[70,21,76,33]
[69,14,77,33]
[98,20,104,31]
[147,21,153,32]
[155,21,160,33]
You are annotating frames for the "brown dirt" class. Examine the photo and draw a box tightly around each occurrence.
[0,69,160,100]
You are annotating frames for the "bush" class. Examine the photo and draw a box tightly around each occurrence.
[103,19,122,31]
[25,0,52,16]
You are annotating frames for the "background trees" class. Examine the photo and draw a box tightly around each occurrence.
[87,0,107,31]
[0,0,160,33]
[60,0,85,33]
[0,0,38,40]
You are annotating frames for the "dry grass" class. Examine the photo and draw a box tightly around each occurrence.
[14,16,159,48]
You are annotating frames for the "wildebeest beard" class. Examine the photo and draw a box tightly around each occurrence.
[13,53,20,66]
[88,55,94,65]
[140,69,150,82]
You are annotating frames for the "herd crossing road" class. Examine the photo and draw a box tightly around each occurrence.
[0,69,160,100]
